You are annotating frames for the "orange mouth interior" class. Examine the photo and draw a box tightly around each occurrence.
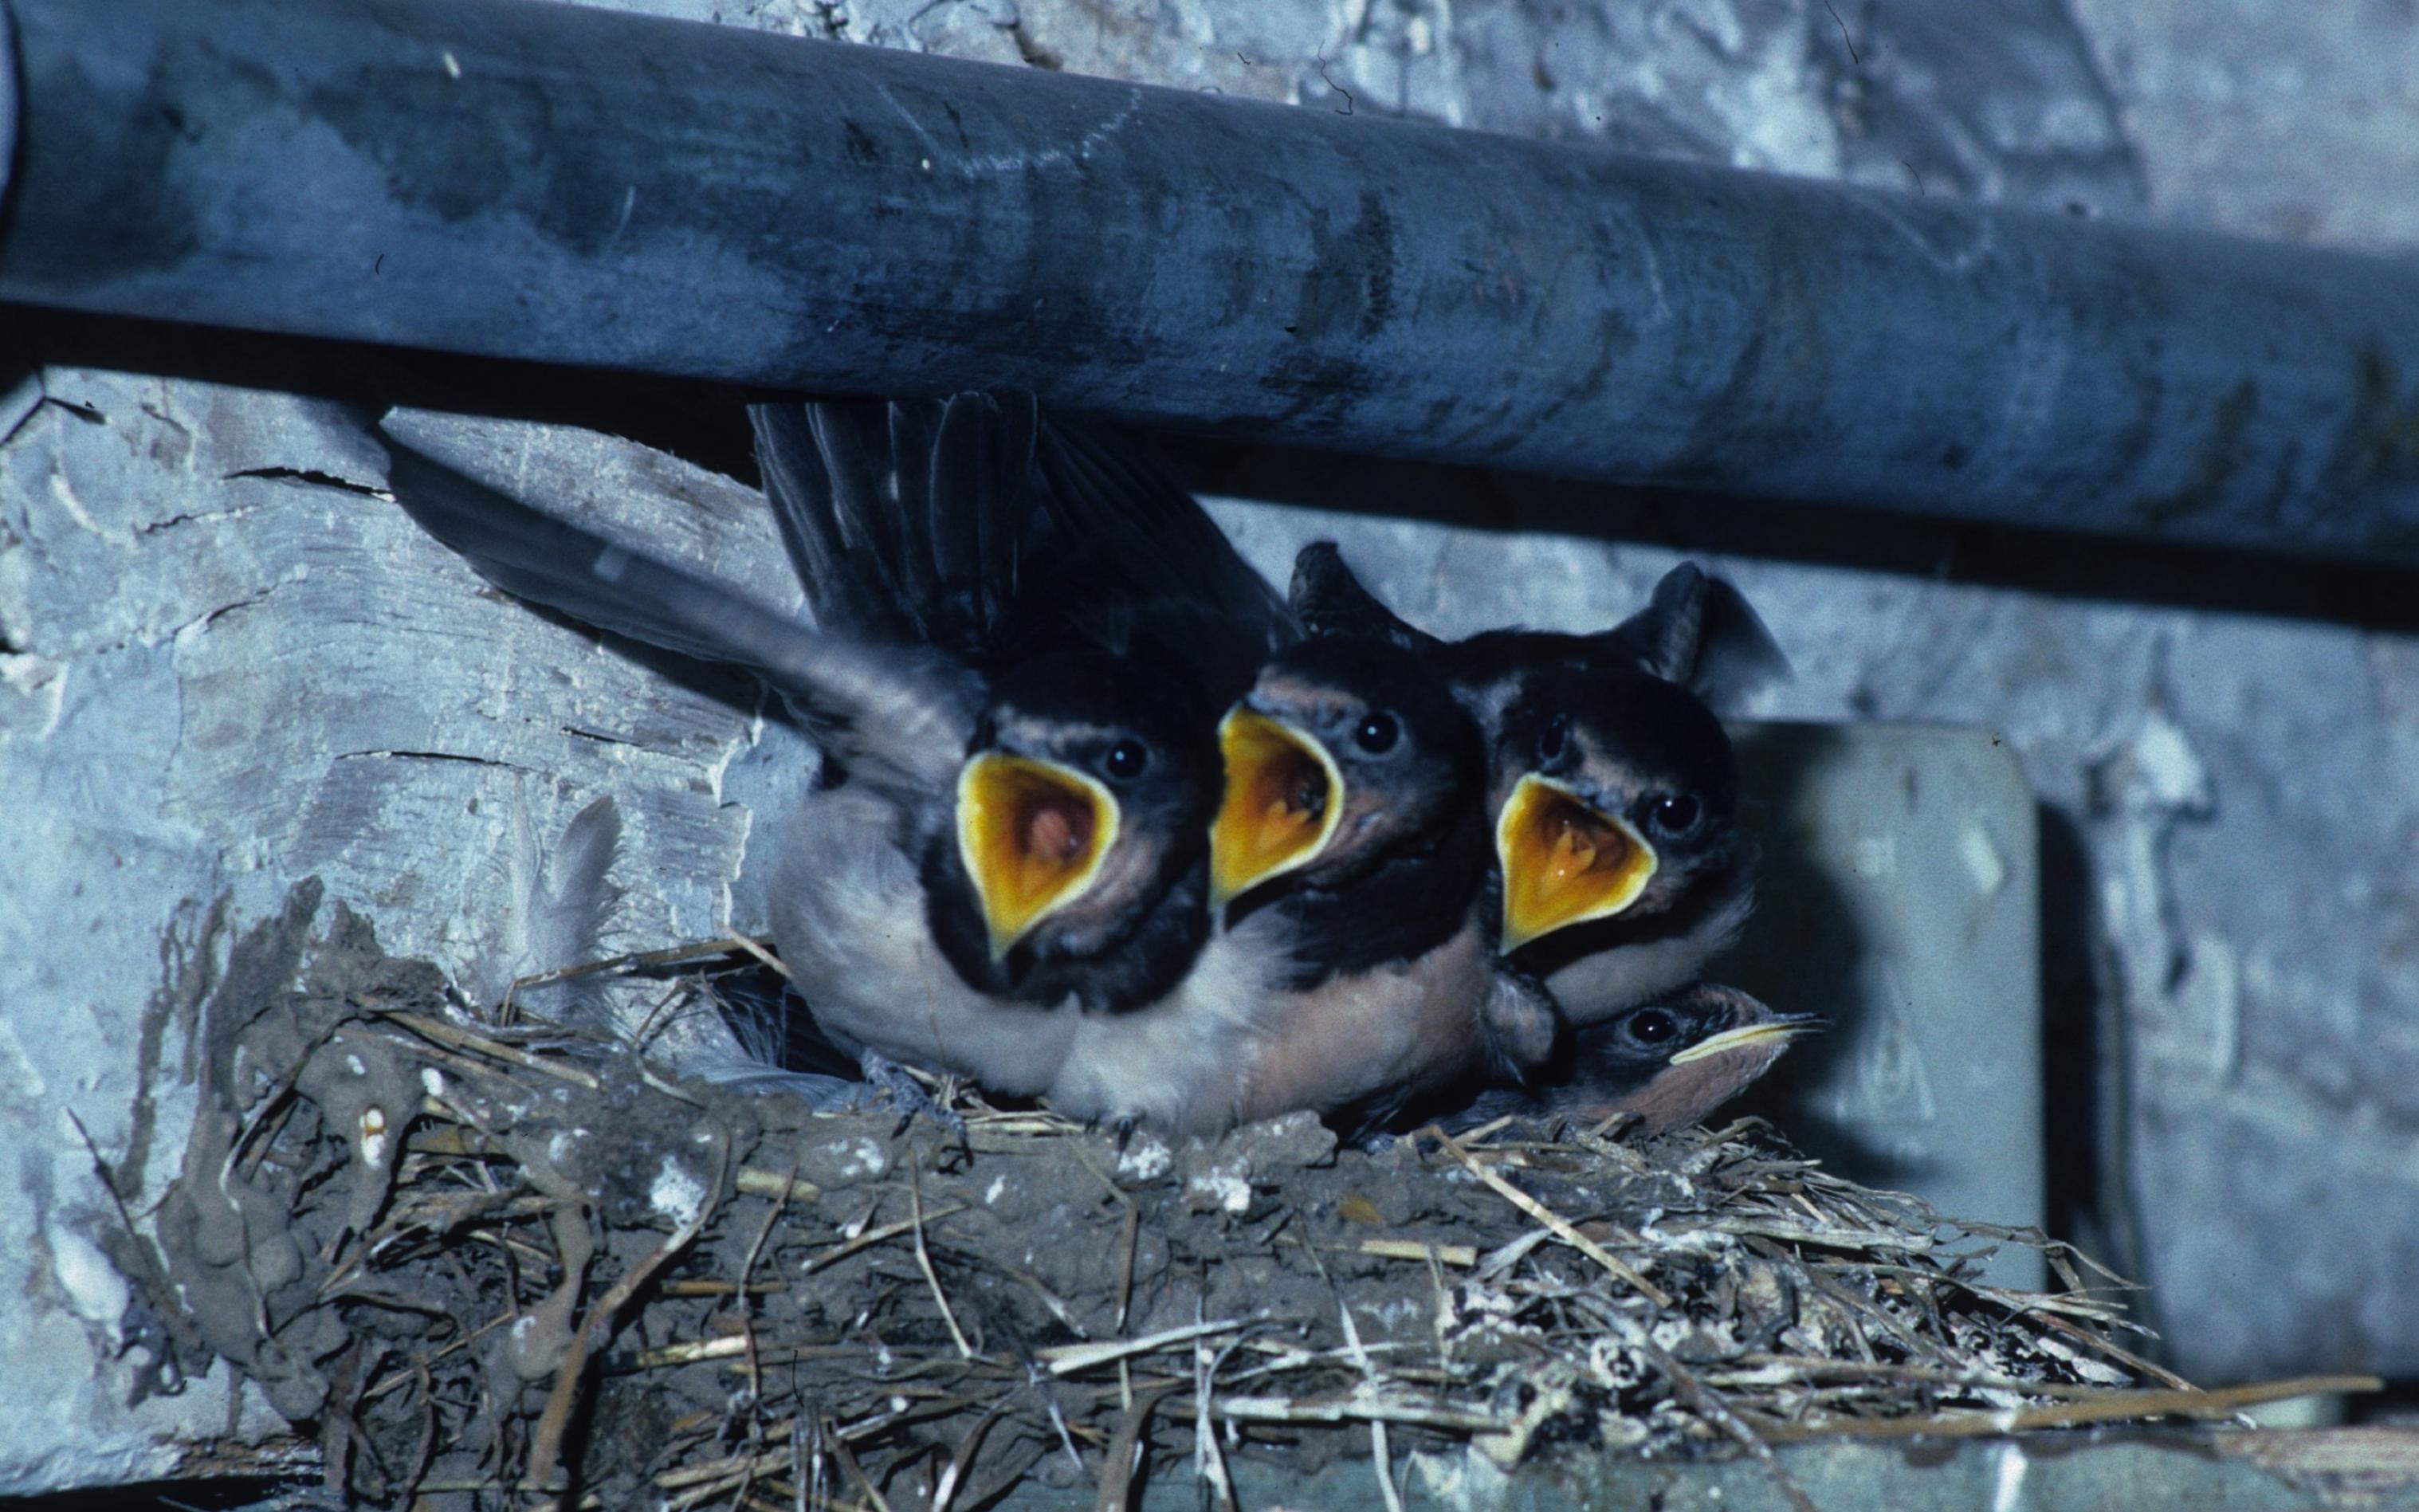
[956,753,1119,959]
[1209,708,1345,909]
[1496,774,1659,952]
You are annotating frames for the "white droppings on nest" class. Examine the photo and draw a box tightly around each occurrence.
[1186,1164,1253,1215]
[420,1067,445,1098]
[1117,1134,1174,1182]
[345,1053,367,1077]
[837,1138,888,1180]
[548,1131,576,1164]
[1363,1295,1426,1330]
[984,1174,1008,1206]
[650,1156,706,1229]
[359,1107,390,1170]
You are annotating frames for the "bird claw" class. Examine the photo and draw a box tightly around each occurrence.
[859,1051,968,1142]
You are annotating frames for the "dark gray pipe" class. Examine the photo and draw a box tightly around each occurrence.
[3,0,2417,560]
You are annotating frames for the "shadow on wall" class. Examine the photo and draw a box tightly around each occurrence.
[16,303,2419,635]
[1693,721,2053,1296]
[1714,724,1904,1187]
[1176,435,2419,637]
[2037,802,2144,1287]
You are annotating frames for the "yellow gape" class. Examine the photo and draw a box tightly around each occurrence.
[1495,773,1659,952]
[956,753,1121,960]
[1208,707,1346,909]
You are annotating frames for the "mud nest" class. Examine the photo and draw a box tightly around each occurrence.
[122,882,2331,1510]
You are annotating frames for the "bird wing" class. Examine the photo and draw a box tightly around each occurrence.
[383,429,980,792]
[929,410,1299,709]
[1035,417,1298,664]
[760,393,1291,705]
[750,393,1051,662]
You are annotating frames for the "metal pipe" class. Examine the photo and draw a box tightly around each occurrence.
[0,1,16,218]
[3,0,2417,560]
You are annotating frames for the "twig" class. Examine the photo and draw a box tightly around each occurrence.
[1092,1388,1172,1512]
[1296,1226,1403,1512]
[909,1166,974,1359]
[1041,1322,1247,1377]
[724,930,795,980]
[1761,1374,2384,1443]
[528,1139,725,1492]
[825,1429,894,1512]
[376,1010,601,1090]
[506,934,783,994]
[1192,1330,1243,1512]
[1609,1311,1816,1512]
[1432,1128,1673,1306]
[2037,1310,2193,1389]
[732,1153,803,1420]
[802,1203,970,1275]
[933,1404,1006,1512]
[1346,1238,1478,1267]
[1179,1396,1507,1432]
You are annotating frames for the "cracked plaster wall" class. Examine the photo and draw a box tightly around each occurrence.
[1,0,2413,1490]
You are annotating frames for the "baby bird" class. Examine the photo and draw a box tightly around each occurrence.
[1439,984,1820,1136]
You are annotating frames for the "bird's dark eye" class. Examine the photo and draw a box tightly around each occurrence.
[1102,739,1150,780]
[1537,713,1569,764]
[1628,1008,1678,1045]
[1354,713,1400,754]
[1647,793,1701,837]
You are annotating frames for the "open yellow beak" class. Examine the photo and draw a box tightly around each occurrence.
[1209,707,1345,909]
[1496,773,1659,952]
[956,753,1121,960]
[1668,1017,1822,1065]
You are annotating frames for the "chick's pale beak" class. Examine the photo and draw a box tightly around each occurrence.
[956,753,1121,960]
[1496,773,1659,952]
[1209,706,1345,909]
[1667,1013,1826,1065]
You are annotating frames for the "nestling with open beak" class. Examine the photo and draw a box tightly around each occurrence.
[1289,544,1773,1025]
[1490,663,1755,1023]
[1043,634,1561,1140]
[383,395,1294,1127]
[1439,984,1821,1136]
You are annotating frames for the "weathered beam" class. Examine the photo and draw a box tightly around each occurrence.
[2,0,2416,558]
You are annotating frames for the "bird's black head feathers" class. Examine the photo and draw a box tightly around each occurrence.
[1492,665,1742,975]
[1288,543,1787,717]
[1230,634,1490,985]
[1500,666,1739,842]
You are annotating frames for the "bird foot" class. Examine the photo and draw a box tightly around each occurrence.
[859,1051,968,1142]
